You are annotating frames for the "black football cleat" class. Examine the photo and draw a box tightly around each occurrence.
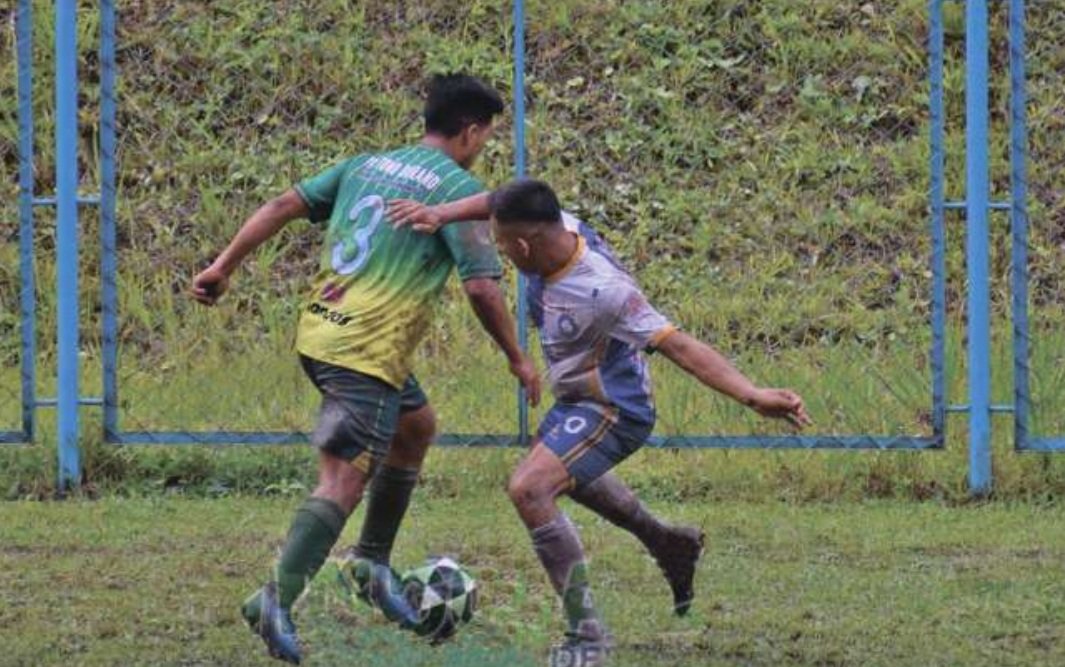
[651,526,705,617]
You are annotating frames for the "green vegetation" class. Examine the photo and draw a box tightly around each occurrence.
[3,492,1064,666]
[2,1,1065,496]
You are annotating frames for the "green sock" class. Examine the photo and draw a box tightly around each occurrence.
[354,464,420,563]
[561,561,599,632]
[276,497,348,609]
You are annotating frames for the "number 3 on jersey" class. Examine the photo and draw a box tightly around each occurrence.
[332,194,385,276]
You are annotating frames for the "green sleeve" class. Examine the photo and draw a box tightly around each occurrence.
[437,178,503,281]
[294,157,357,224]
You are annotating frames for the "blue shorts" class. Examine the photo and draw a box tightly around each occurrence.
[537,404,653,488]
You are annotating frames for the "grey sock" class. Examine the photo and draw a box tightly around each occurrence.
[570,473,670,551]
[353,464,419,563]
[530,512,602,637]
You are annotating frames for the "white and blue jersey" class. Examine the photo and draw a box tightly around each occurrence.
[527,213,677,427]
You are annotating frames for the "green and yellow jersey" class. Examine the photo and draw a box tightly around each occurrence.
[293,145,500,388]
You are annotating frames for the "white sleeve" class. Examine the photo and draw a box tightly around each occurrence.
[599,282,676,350]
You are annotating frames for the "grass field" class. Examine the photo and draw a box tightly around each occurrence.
[3,468,1065,667]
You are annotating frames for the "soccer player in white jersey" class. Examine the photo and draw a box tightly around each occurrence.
[390,179,811,666]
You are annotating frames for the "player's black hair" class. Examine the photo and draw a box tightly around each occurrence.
[424,73,505,137]
[489,178,563,226]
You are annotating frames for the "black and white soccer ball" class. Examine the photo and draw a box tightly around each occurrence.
[401,556,478,642]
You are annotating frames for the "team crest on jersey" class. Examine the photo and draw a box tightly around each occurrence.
[556,314,579,338]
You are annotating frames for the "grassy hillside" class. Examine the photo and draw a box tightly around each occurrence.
[1,1,1065,494]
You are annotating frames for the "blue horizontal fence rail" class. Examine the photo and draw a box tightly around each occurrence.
[108,433,944,451]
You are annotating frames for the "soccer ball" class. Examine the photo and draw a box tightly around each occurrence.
[401,556,478,642]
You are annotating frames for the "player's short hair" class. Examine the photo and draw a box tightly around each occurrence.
[489,178,563,227]
[424,74,505,137]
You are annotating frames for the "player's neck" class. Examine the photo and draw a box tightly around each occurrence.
[537,231,580,279]
[421,135,466,168]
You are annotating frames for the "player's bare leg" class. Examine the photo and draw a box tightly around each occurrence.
[510,444,612,667]
[569,473,704,616]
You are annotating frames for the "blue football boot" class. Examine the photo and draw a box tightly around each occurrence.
[336,552,420,630]
[241,583,302,665]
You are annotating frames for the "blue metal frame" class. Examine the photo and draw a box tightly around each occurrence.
[1006,1,1057,453]
[105,432,942,450]
[6,0,37,445]
[101,0,120,443]
[437,435,944,450]
[100,0,946,452]
[513,0,530,446]
[929,0,947,442]
[55,0,82,488]
[1008,0,1034,452]
[100,0,945,451]
[109,432,308,446]
[965,0,992,494]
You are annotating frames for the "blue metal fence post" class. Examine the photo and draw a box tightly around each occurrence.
[965,0,992,495]
[513,0,530,445]
[100,0,120,442]
[1009,0,1030,451]
[929,0,947,444]
[16,0,37,442]
[55,0,82,489]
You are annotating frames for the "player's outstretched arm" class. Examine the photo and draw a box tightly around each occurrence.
[191,189,308,306]
[462,278,541,407]
[656,331,812,428]
[388,192,490,233]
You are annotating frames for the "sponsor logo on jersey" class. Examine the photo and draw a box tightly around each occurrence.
[308,302,354,326]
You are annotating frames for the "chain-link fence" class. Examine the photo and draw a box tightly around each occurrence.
[523,1,951,449]
[7,1,952,452]
[10,1,1056,485]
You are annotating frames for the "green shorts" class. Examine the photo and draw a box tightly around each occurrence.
[300,354,428,467]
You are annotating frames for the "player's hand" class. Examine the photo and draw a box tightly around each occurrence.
[388,199,444,234]
[190,265,230,306]
[510,355,542,407]
[747,388,812,429]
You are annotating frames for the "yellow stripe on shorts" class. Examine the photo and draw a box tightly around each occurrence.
[560,408,619,467]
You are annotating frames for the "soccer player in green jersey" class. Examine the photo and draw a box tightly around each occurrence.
[191,74,540,664]
[391,180,811,666]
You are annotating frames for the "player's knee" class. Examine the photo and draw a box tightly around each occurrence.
[402,407,437,449]
[507,468,550,510]
[405,406,436,445]
[388,407,436,467]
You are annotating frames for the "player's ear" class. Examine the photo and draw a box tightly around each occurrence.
[464,122,491,147]
[516,237,531,259]
[459,123,478,148]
